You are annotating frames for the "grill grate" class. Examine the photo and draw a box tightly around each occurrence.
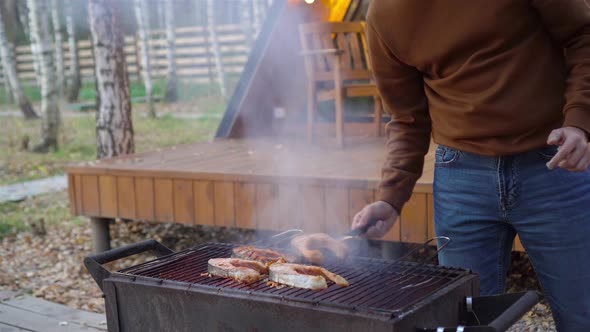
[119,243,469,316]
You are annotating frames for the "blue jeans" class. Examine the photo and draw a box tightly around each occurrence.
[434,145,590,331]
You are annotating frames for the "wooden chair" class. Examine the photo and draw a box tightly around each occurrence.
[298,21,383,147]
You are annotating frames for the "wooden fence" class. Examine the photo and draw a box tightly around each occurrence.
[0,24,251,87]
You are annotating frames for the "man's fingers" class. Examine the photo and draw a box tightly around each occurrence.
[547,138,576,170]
[575,153,590,172]
[566,144,587,168]
[351,210,363,228]
[364,220,385,239]
[547,129,565,145]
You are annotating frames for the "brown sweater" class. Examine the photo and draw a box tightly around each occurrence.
[366,0,590,212]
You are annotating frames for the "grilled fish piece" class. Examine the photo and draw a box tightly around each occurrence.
[269,263,349,290]
[232,246,297,264]
[290,233,349,265]
[207,258,268,284]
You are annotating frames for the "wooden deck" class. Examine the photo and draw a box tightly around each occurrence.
[0,291,106,331]
[67,137,524,250]
[67,138,434,243]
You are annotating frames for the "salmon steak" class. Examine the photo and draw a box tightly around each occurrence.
[290,233,349,265]
[232,246,297,264]
[207,258,268,284]
[269,263,349,290]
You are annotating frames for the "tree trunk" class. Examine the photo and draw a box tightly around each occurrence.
[1,61,14,104]
[51,0,64,97]
[19,1,42,86]
[157,0,165,30]
[164,0,177,102]
[0,9,38,119]
[89,0,134,159]
[252,0,261,37]
[240,0,253,49]
[207,0,227,99]
[65,0,80,102]
[28,0,60,152]
[133,0,155,117]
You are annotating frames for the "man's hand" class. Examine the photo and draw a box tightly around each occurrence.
[351,201,398,239]
[546,127,590,172]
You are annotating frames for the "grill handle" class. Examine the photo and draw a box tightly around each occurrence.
[84,239,174,292]
[417,290,541,332]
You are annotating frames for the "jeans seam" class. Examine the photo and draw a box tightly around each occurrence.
[496,157,506,214]
[497,227,507,293]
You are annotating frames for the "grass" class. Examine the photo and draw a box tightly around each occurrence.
[0,110,222,186]
[0,110,222,238]
[0,78,238,105]
[0,191,86,236]
[0,76,236,238]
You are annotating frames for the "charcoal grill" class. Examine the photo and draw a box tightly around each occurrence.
[85,240,540,332]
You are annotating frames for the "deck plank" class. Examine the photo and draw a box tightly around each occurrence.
[256,183,279,231]
[194,181,215,226]
[0,295,106,332]
[66,138,444,246]
[325,187,349,234]
[98,176,118,217]
[154,179,174,222]
[235,182,257,229]
[173,179,194,224]
[298,186,326,233]
[400,193,429,243]
[3,296,106,331]
[214,182,235,227]
[117,177,136,219]
[135,177,155,220]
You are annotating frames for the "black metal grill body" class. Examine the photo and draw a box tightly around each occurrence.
[94,242,481,332]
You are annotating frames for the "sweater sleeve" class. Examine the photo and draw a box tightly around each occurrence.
[532,0,590,134]
[366,22,432,213]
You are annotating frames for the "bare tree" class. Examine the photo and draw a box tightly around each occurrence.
[19,1,42,86]
[133,0,155,117]
[0,7,38,119]
[65,0,80,101]
[51,0,64,96]
[207,0,226,98]
[89,0,135,252]
[240,0,253,49]
[252,0,261,37]
[28,0,60,152]
[164,0,177,102]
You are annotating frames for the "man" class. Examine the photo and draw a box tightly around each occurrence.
[351,1,590,330]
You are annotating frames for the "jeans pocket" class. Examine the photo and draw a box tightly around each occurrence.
[435,145,461,167]
[536,145,559,161]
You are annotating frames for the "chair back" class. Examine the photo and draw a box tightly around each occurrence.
[298,21,373,82]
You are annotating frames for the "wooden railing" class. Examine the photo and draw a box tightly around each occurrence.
[0,24,251,87]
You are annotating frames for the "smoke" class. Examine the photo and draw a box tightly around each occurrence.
[228,0,380,243]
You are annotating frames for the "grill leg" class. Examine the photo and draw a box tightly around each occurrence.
[91,217,112,253]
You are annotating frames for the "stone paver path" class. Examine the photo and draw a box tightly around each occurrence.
[0,175,67,203]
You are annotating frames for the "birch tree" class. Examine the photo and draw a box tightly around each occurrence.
[89,0,134,158]
[0,7,38,119]
[65,0,80,101]
[133,0,155,117]
[207,0,227,99]
[28,0,60,152]
[51,0,64,96]
[252,0,261,37]
[19,1,42,86]
[89,0,134,252]
[240,0,253,49]
[164,0,177,102]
